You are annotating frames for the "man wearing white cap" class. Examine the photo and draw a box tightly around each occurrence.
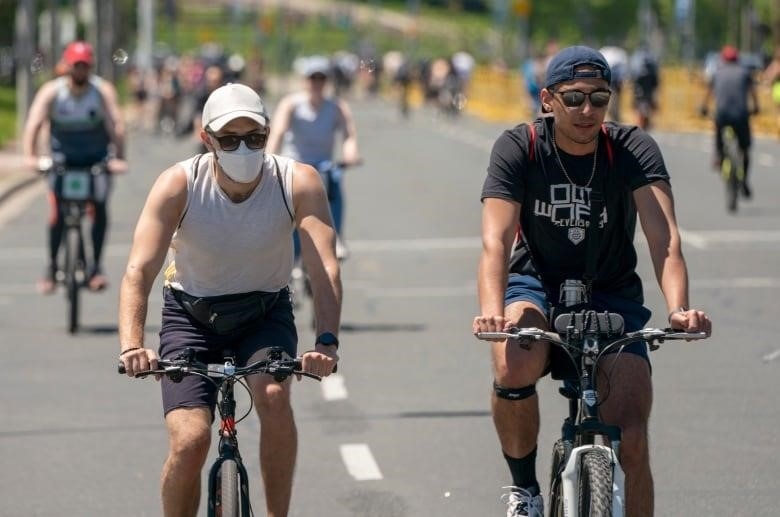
[118,82,341,517]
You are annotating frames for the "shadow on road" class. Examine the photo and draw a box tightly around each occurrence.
[340,322,426,333]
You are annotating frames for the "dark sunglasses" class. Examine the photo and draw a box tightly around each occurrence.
[552,89,612,108]
[208,131,267,151]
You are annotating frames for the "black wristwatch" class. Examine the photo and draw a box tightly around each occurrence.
[316,332,339,348]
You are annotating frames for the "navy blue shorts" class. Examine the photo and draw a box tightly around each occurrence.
[158,287,298,417]
[505,274,652,379]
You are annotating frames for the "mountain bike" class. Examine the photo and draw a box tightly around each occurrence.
[42,158,107,333]
[476,312,707,516]
[720,125,745,213]
[118,346,320,517]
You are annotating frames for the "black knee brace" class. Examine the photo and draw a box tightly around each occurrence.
[493,381,537,401]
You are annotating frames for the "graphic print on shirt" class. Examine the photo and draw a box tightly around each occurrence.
[532,183,607,244]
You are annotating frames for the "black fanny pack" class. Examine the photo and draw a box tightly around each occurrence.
[170,287,282,335]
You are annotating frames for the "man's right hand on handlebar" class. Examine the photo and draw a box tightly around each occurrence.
[119,347,160,378]
[472,314,515,341]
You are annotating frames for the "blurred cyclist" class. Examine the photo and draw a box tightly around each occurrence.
[266,55,361,261]
[22,40,127,294]
[630,45,660,130]
[700,45,759,198]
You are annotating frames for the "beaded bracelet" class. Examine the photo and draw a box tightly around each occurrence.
[118,347,142,357]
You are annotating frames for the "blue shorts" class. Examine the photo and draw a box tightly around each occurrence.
[158,287,298,417]
[505,274,652,379]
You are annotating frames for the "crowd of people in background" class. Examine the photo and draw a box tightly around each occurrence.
[119,42,476,138]
[114,38,780,144]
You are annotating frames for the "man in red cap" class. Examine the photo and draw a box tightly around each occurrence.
[700,45,760,202]
[22,41,127,294]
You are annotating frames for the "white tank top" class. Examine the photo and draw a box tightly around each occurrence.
[165,153,295,297]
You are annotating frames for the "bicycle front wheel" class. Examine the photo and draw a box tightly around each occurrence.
[217,459,240,517]
[577,449,613,517]
[548,439,567,517]
[64,227,81,334]
[723,159,739,213]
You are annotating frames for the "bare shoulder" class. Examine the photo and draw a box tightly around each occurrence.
[291,160,321,192]
[34,79,59,102]
[155,162,189,192]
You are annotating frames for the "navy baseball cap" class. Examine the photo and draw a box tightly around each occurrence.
[544,46,611,89]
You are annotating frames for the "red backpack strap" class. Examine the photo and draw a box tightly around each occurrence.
[528,122,536,162]
[600,124,614,166]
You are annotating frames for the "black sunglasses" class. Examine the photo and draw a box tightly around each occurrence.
[552,89,612,109]
[208,131,268,151]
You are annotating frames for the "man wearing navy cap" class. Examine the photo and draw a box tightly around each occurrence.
[474,45,711,516]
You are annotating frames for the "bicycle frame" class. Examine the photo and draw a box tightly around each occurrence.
[120,347,317,517]
[549,311,628,517]
[720,125,744,213]
[55,163,103,333]
[206,366,252,517]
[476,315,707,517]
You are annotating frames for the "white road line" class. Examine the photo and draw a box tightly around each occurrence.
[762,349,780,363]
[1,230,779,260]
[677,229,710,250]
[340,444,383,481]
[757,152,775,168]
[359,285,476,298]
[349,237,481,252]
[321,374,348,401]
[692,277,780,289]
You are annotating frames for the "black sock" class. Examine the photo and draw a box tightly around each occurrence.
[504,447,539,493]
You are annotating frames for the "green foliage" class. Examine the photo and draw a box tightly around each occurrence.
[0,85,16,147]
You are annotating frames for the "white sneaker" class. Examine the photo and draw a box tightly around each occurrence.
[501,486,544,517]
[335,237,350,261]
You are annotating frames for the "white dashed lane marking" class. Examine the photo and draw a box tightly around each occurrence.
[321,373,348,401]
[340,444,384,481]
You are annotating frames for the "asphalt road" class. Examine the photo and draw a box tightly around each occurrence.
[0,98,778,517]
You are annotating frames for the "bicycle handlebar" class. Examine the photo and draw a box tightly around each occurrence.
[475,327,708,353]
[117,356,321,382]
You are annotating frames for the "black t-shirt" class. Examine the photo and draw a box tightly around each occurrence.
[481,116,670,303]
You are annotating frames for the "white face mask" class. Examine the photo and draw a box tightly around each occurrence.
[214,141,264,184]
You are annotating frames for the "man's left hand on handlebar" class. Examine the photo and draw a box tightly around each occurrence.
[301,345,339,378]
[669,308,712,336]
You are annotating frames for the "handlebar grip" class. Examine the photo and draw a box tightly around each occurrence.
[293,357,338,374]
[117,362,126,375]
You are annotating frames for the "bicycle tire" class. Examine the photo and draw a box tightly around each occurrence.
[65,227,81,334]
[217,459,240,517]
[722,130,741,213]
[722,158,739,213]
[548,439,567,517]
[577,449,613,517]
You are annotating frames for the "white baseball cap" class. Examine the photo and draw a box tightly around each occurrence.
[293,55,331,77]
[202,83,268,132]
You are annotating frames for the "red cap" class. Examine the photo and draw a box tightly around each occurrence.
[721,45,739,62]
[62,41,94,66]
